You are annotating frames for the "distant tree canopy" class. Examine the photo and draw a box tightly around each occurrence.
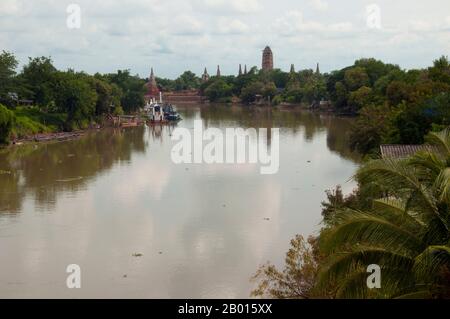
[1,50,449,152]
[0,52,146,135]
[157,70,201,92]
[344,56,450,154]
[199,67,327,105]
[0,51,19,103]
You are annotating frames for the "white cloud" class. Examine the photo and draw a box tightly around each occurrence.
[329,22,353,32]
[216,18,250,34]
[309,0,329,11]
[387,32,422,46]
[272,10,353,35]
[170,15,204,35]
[0,0,448,77]
[192,0,261,14]
[0,0,22,16]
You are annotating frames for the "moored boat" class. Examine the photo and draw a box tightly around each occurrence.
[146,100,182,125]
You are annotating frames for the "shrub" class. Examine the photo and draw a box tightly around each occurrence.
[0,103,15,144]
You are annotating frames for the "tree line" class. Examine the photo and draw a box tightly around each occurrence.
[1,50,449,153]
[157,57,449,155]
[0,51,146,143]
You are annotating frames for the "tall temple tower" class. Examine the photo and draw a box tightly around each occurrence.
[145,67,160,102]
[262,46,274,71]
[238,64,243,76]
[290,64,295,73]
[202,68,210,82]
[216,65,221,77]
[244,65,247,75]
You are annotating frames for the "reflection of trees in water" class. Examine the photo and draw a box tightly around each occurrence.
[0,127,147,214]
[148,124,178,143]
[325,117,362,163]
[178,105,360,162]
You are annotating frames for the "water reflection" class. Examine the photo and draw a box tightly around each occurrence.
[0,106,359,298]
[184,105,360,162]
[0,127,147,214]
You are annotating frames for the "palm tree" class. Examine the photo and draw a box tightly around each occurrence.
[318,128,450,298]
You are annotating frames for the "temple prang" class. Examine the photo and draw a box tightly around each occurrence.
[262,46,274,71]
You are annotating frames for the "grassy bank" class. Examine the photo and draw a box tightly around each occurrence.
[12,107,66,138]
[0,105,67,145]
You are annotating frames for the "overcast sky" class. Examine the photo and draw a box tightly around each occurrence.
[1,0,449,78]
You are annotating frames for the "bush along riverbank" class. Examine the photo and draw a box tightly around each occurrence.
[0,104,100,146]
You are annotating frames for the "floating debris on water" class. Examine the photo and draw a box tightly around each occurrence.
[55,177,83,183]
[0,170,11,175]
[132,253,143,257]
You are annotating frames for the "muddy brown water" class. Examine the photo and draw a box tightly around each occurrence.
[0,106,360,298]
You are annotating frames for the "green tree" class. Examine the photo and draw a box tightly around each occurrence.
[302,77,327,104]
[354,58,400,86]
[262,82,277,100]
[344,67,370,91]
[0,51,18,104]
[388,93,450,145]
[252,235,331,299]
[106,70,145,113]
[174,71,200,90]
[204,79,232,102]
[349,104,391,154]
[0,103,15,144]
[53,72,97,129]
[386,81,410,106]
[318,129,450,298]
[429,56,450,84]
[334,81,348,110]
[348,86,372,111]
[21,56,57,107]
[240,81,264,104]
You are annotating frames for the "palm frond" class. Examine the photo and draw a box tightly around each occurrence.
[322,209,423,255]
[394,290,433,299]
[356,158,439,212]
[335,266,417,299]
[372,198,425,228]
[408,151,446,184]
[318,247,414,288]
[434,167,450,205]
[425,127,450,157]
[413,245,450,283]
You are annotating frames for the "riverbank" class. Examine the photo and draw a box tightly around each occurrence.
[12,131,87,145]
[1,106,142,148]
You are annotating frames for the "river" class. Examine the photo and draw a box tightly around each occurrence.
[0,105,360,298]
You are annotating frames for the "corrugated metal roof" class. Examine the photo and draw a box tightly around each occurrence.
[380,144,440,158]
